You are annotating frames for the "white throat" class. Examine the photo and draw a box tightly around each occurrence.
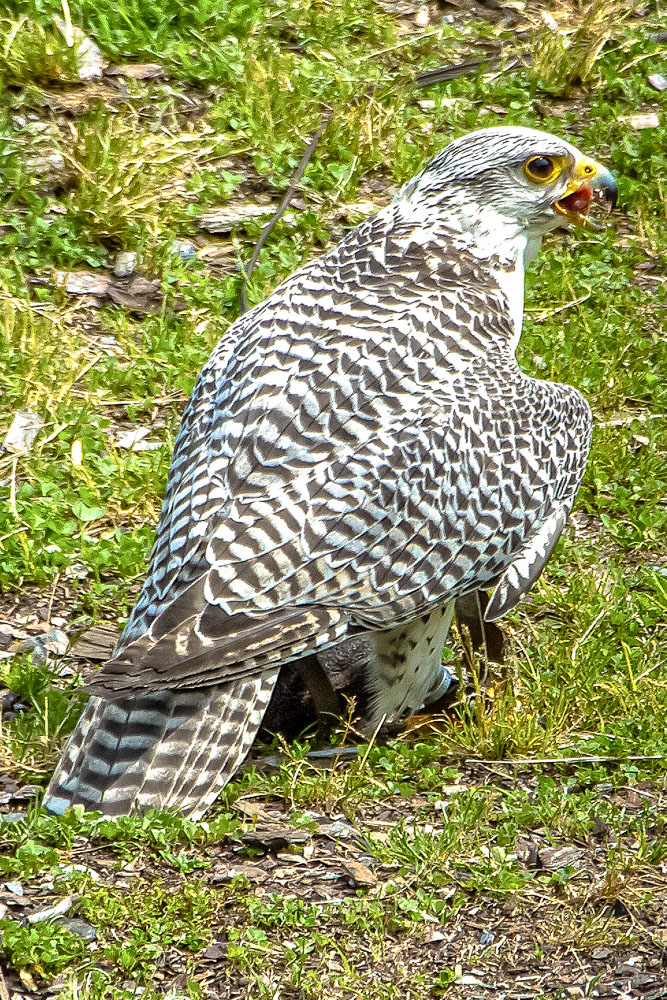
[444,203,541,354]
[392,197,543,354]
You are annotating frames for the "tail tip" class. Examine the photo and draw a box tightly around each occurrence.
[42,791,71,815]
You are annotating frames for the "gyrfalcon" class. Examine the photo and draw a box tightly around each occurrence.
[45,126,617,819]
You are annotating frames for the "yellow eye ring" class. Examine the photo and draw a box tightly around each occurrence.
[523,155,560,184]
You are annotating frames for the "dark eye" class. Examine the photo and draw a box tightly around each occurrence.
[524,155,559,183]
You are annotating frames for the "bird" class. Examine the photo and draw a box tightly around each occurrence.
[45,126,617,820]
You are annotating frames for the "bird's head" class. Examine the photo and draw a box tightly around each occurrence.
[401,126,617,248]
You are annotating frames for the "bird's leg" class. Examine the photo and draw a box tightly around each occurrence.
[291,654,344,731]
[454,590,505,664]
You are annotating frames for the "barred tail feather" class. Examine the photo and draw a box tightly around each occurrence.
[44,669,279,820]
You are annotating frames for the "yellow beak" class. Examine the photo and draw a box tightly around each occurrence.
[554,157,618,228]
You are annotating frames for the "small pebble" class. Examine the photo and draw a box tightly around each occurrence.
[113,251,137,277]
[202,943,226,960]
[3,410,44,454]
[628,112,660,130]
[648,73,667,91]
[17,637,47,663]
[44,628,68,655]
[99,336,121,352]
[4,881,23,895]
[171,239,197,262]
[322,819,357,839]
[17,629,68,658]
[0,811,28,824]
[56,917,97,941]
[0,687,16,706]
[18,636,43,654]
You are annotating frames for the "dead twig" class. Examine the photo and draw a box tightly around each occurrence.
[239,121,329,314]
[465,754,664,766]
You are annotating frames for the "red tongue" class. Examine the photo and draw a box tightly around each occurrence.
[559,184,593,214]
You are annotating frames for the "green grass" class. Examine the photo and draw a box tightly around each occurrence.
[1,0,667,996]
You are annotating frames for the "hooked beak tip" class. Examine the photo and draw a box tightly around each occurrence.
[590,166,618,212]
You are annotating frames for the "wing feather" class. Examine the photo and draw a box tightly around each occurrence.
[101,214,591,694]
[484,507,568,622]
[87,598,346,696]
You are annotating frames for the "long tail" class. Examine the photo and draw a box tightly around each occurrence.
[43,669,279,820]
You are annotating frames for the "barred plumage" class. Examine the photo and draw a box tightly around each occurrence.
[45,126,616,818]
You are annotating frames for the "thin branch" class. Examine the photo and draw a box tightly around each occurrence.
[239,121,328,315]
[466,754,664,766]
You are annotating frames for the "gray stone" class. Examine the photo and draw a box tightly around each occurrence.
[113,251,137,277]
[18,628,68,658]
[0,812,27,824]
[648,73,667,91]
[17,636,47,662]
[172,240,197,262]
[57,917,97,941]
[3,410,44,454]
[44,629,69,655]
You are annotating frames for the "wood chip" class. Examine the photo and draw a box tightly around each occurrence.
[340,859,377,887]
[55,271,113,296]
[619,113,660,130]
[71,624,118,660]
[53,18,105,80]
[241,827,311,852]
[35,83,123,113]
[611,788,646,809]
[515,838,584,870]
[2,410,44,454]
[26,894,79,924]
[106,63,164,79]
[537,846,584,871]
[19,970,38,993]
[199,204,275,234]
[53,270,183,314]
[113,428,161,452]
[106,276,164,312]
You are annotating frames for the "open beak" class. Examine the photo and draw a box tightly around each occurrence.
[554,158,618,230]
